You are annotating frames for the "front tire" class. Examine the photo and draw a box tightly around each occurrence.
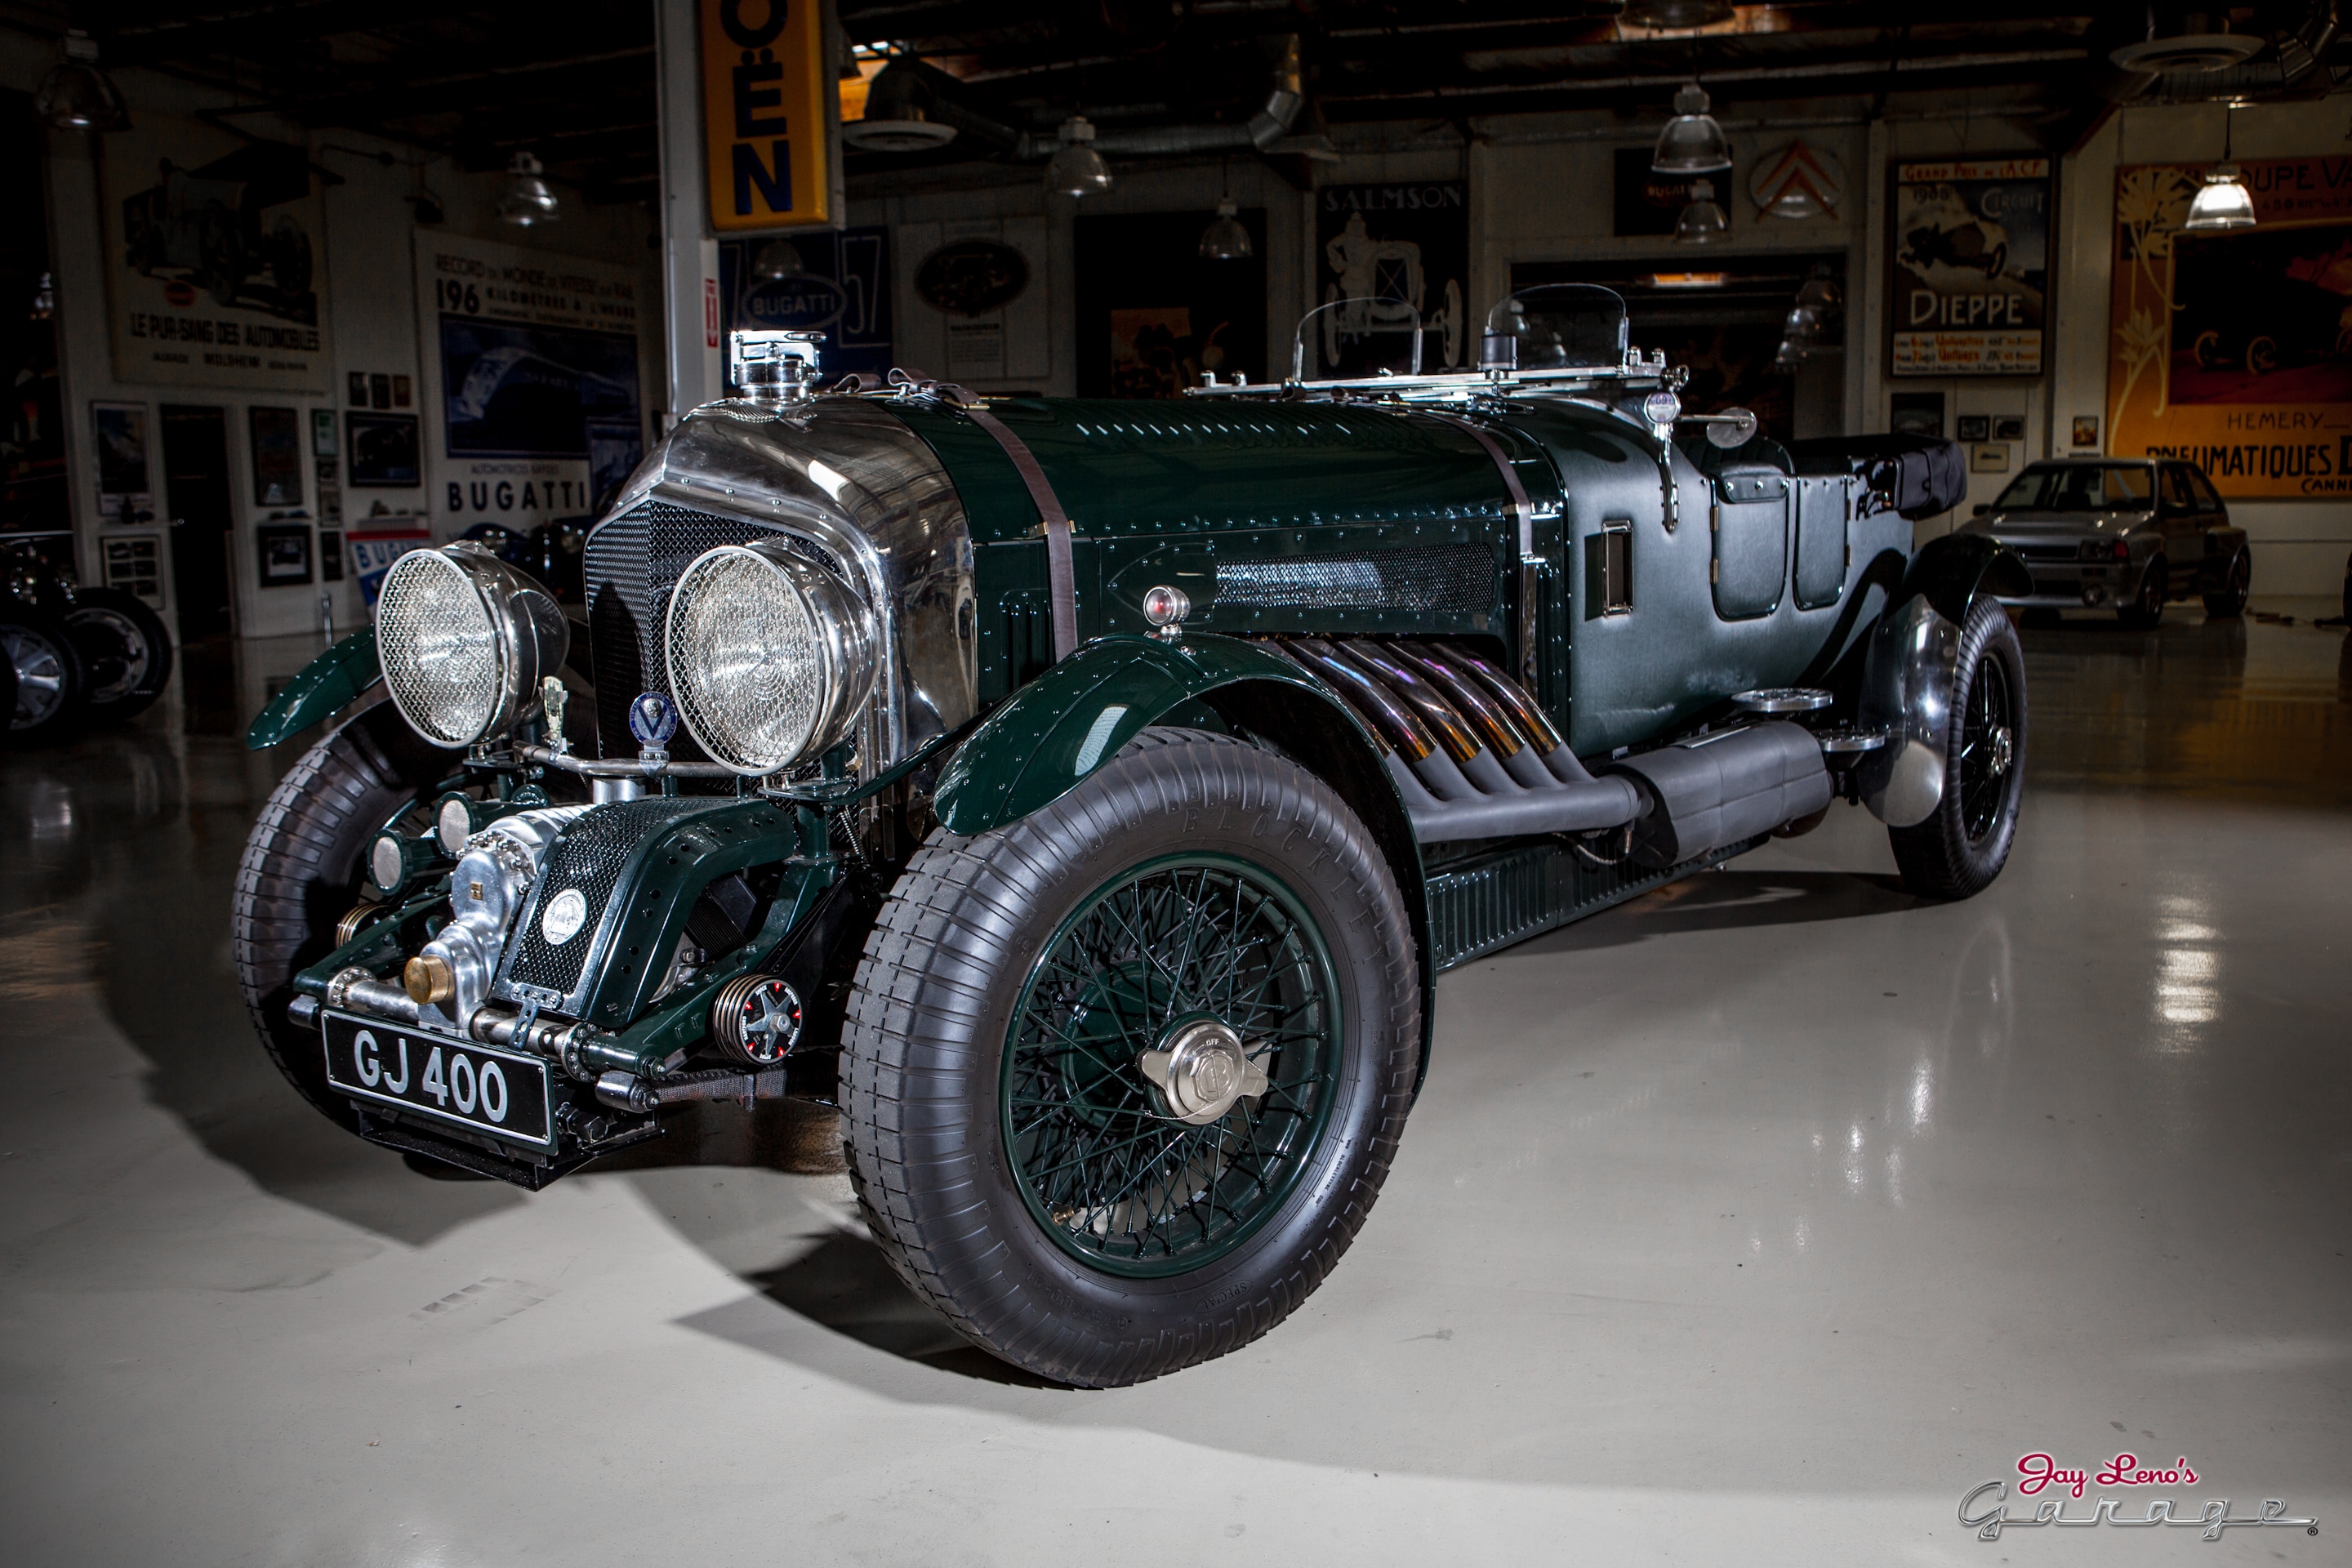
[1890,595,2026,900]
[232,699,457,1132]
[2118,558,2166,629]
[842,728,1419,1387]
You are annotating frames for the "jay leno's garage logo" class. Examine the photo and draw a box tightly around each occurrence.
[1959,1453,2319,1541]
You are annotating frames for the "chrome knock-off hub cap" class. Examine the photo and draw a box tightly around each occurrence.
[1138,1018,1269,1126]
[1987,724,2015,776]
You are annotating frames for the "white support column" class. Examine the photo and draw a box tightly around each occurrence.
[656,0,722,425]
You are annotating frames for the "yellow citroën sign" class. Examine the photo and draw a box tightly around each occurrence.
[703,0,830,230]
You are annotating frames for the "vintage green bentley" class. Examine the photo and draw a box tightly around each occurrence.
[236,287,2025,1386]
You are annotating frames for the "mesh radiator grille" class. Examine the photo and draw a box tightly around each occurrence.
[1214,545,1492,614]
[502,796,712,1005]
[583,501,793,758]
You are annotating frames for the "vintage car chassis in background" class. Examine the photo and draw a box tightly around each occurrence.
[234,288,2029,1386]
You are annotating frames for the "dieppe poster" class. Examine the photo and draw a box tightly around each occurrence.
[2108,156,2352,498]
[413,233,656,537]
[99,117,332,393]
[1889,158,2049,376]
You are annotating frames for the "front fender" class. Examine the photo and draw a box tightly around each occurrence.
[933,633,1437,1093]
[935,633,1372,834]
[246,628,382,750]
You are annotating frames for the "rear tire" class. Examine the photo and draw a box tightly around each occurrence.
[1890,595,2026,900]
[231,699,457,1133]
[842,728,1419,1387]
[2202,550,2250,618]
[2,606,87,746]
[63,589,172,721]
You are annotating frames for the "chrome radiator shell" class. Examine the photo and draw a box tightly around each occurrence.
[588,398,980,773]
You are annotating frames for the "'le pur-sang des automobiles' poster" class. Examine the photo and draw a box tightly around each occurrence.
[1889,158,2050,376]
[414,233,657,539]
[2109,156,2352,499]
[100,116,332,393]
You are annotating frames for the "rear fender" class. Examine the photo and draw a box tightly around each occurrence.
[933,633,1437,1089]
[1897,531,2031,626]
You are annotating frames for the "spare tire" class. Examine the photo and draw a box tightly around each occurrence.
[64,588,173,722]
[2,604,87,746]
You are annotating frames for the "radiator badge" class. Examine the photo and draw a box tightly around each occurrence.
[541,888,589,946]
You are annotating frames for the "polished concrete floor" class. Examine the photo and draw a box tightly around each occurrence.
[3,603,2348,1566]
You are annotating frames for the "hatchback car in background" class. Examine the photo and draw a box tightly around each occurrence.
[1962,457,2250,626]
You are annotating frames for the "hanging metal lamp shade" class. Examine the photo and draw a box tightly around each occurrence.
[497,153,561,226]
[36,31,128,132]
[1673,180,1728,245]
[2182,164,2256,231]
[1652,83,1731,176]
[1045,118,1113,199]
[1199,196,1253,260]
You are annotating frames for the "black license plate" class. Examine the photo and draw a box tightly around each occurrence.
[321,1012,554,1151]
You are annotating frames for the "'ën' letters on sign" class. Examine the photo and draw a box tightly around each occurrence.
[702,0,831,230]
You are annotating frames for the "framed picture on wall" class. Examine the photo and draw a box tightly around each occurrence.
[2073,415,2100,448]
[347,412,421,487]
[311,408,337,457]
[256,522,313,586]
[1891,391,1945,438]
[91,401,154,525]
[249,405,304,508]
[1955,415,1989,442]
[318,529,344,581]
[1073,209,1269,399]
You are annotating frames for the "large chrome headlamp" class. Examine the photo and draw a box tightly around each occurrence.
[665,541,878,777]
[375,543,568,747]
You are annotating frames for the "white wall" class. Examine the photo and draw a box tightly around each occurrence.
[6,38,661,643]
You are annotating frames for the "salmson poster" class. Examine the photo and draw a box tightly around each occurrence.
[412,233,656,537]
[1314,181,1470,377]
[2108,156,2352,498]
[1889,158,2049,376]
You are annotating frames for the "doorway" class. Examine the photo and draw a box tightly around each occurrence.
[161,404,234,640]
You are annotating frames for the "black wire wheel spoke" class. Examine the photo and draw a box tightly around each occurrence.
[1000,853,1342,1278]
[1957,651,2015,843]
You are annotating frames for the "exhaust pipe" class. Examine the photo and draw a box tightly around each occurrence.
[1289,638,1642,841]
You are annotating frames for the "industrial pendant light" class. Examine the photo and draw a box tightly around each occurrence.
[496,152,561,226]
[36,29,129,132]
[1624,0,1734,25]
[2183,107,2256,232]
[1045,118,1112,199]
[1652,82,1731,176]
[1674,179,1728,245]
[1199,195,1252,260]
[751,240,806,282]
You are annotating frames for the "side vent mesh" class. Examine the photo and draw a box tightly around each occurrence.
[1214,545,1490,615]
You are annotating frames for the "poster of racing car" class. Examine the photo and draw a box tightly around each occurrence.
[1889,158,2048,376]
[413,233,656,538]
[100,115,332,393]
